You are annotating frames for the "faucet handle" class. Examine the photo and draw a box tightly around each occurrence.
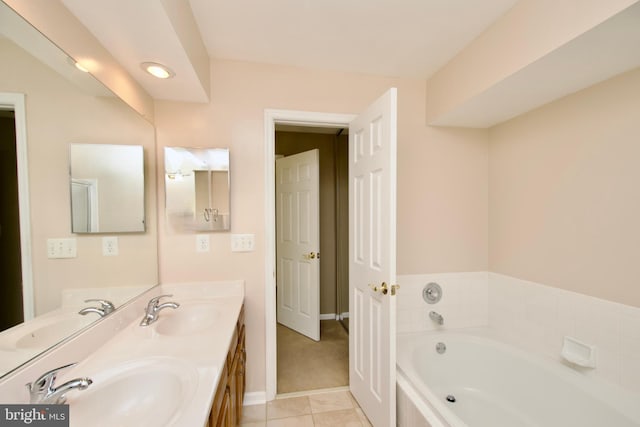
[84,299,115,311]
[149,294,174,305]
[27,362,77,393]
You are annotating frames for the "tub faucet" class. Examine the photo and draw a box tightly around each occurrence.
[140,294,180,326]
[26,362,92,404]
[78,299,115,317]
[429,310,444,325]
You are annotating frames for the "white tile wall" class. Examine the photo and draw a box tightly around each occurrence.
[396,272,488,333]
[488,272,640,394]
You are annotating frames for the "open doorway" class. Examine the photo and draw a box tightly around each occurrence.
[274,126,349,394]
[0,108,24,330]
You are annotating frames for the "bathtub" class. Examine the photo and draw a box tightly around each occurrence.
[396,330,640,427]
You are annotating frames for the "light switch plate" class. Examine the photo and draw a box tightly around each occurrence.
[231,234,255,252]
[102,236,119,256]
[47,238,77,259]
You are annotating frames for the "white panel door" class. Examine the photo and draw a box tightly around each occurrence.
[276,149,320,341]
[349,88,398,427]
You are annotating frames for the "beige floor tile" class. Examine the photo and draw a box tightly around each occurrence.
[355,408,372,426]
[267,396,311,419]
[266,415,314,427]
[242,403,267,423]
[309,390,354,413]
[241,422,267,427]
[312,409,363,427]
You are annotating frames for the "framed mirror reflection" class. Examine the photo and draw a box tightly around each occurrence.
[69,143,145,233]
[164,147,230,232]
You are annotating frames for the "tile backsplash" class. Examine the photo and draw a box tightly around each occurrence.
[396,271,640,394]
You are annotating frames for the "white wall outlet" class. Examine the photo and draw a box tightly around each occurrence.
[47,238,77,259]
[231,234,255,252]
[102,236,119,256]
[196,234,210,252]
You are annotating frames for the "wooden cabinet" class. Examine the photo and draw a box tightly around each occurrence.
[210,305,246,427]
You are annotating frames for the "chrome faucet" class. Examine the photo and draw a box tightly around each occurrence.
[78,299,115,317]
[429,310,444,325]
[140,294,180,326]
[26,363,92,404]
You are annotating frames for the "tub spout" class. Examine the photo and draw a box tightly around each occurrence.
[429,311,444,325]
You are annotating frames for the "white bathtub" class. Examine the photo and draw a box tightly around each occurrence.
[396,330,640,427]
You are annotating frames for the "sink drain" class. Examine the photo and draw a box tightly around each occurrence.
[446,395,456,403]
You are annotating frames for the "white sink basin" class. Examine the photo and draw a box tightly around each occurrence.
[153,304,221,336]
[68,358,198,427]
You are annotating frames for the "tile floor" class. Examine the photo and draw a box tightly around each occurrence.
[241,390,372,427]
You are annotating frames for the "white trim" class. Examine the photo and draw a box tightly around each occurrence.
[264,109,356,401]
[319,313,337,321]
[243,391,267,406]
[0,93,34,321]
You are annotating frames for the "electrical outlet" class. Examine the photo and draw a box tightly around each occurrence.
[196,234,210,252]
[102,236,119,256]
[231,234,255,252]
[47,238,77,259]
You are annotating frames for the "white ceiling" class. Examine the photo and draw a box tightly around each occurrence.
[60,0,519,102]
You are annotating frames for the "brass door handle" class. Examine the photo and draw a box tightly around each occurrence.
[369,284,379,293]
[380,282,388,295]
[304,252,317,260]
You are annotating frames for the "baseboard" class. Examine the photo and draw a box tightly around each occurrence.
[243,391,267,405]
[320,313,338,320]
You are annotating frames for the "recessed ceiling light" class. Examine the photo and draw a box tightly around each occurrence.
[67,57,90,72]
[141,62,175,79]
[74,62,89,73]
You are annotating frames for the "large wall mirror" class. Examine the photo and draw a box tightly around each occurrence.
[165,147,230,232]
[70,143,145,233]
[0,2,158,378]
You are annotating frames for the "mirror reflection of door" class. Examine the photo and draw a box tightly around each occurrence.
[71,179,98,232]
[0,109,24,331]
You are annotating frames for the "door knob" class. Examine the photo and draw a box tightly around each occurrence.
[380,282,388,295]
[304,252,317,260]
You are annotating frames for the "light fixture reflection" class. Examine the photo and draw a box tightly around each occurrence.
[141,62,175,79]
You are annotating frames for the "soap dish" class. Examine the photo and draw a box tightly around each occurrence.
[561,336,597,368]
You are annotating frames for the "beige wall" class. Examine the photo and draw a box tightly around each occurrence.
[0,38,158,315]
[155,59,489,394]
[489,67,640,307]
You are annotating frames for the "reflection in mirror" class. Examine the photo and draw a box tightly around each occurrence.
[165,147,230,232]
[0,2,157,378]
[70,144,145,233]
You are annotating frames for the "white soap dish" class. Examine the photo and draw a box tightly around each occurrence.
[561,336,596,368]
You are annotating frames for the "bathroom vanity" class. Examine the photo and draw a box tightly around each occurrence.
[209,303,245,427]
[0,280,245,427]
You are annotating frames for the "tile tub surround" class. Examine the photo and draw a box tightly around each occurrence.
[0,280,245,426]
[488,273,640,395]
[396,272,489,334]
[396,272,640,394]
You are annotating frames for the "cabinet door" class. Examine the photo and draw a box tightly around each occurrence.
[236,325,246,422]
